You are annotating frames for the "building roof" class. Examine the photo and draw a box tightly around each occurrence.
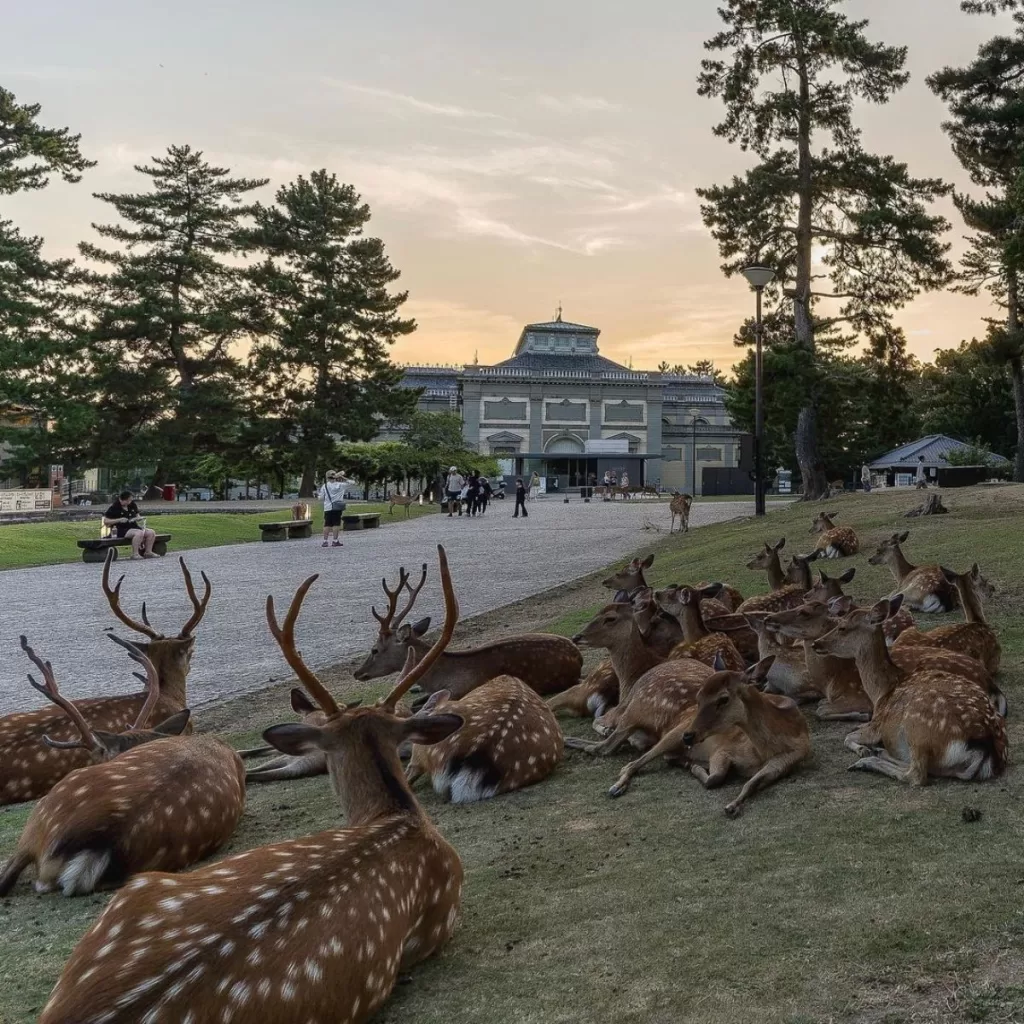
[869,434,1011,469]
[485,351,632,374]
[522,318,600,334]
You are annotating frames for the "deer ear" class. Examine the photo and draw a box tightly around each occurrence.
[971,563,981,579]
[402,713,464,746]
[817,571,829,583]
[828,596,854,615]
[839,567,856,583]
[712,651,727,672]
[700,582,724,599]
[151,710,191,736]
[396,624,413,641]
[641,554,655,568]
[411,617,431,636]
[747,656,775,683]
[290,688,317,715]
[898,531,909,543]
[887,593,905,616]
[828,510,840,519]
[417,690,451,715]
[775,537,786,551]
[868,599,890,625]
[263,723,327,756]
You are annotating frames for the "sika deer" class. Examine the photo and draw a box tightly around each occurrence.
[602,554,654,601]
[893,564,1001,674]
[669,491,693,533]
[0,636,243,898]
[388,491,420,516]
[353,565,581,699]
[547,660,620,719]
[803,567,916,646]
[0,550,212,805]
[737,611,815,700]
[242,689,330,783]
[812,600,1007,785]
[654,584,746,672]
[40,545,465,1024]
[809,511,859,558]
[868,531,958,613]
[737,539,810,614]
[406,677,561,802]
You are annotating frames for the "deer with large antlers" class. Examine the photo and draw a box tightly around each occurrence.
[868,531,958,613]
[353,563,581,700]
[0,636,243,898]
[809,510,859,558]
[810,599,1007,785]
[654,584,746,672]
[0,550,212,805]
[892,564,1001,674]
[40,544,466,1024]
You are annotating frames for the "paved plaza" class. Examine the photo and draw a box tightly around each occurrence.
[0,498,781,713]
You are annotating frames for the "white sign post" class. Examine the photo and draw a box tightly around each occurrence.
[0,489,54,514]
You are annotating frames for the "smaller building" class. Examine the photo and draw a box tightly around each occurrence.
[868,434,1010,487]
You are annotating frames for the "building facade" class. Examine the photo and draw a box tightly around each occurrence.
[397,315,743,495]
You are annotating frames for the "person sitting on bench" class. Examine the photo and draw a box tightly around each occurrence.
[103,490,159,559]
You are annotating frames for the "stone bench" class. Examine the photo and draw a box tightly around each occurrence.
[77,534,172,563]
[342,513,381,532]
[258,519,313,542]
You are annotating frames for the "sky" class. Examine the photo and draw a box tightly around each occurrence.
[3,0,1015,372]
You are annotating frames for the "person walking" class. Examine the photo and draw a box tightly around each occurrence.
[861,463,872,493]
[513,477,528,518]
[445,466,465,516]
[466,473,480,516]
[529,471,540,501]
[318,471,346,547]
[478,476,493,515]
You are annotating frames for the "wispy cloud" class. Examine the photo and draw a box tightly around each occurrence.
[323,79,504,120]
[536,94,623,114]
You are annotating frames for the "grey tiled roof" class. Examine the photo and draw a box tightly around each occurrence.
[523,319,599,334]
[869,434,1010,469]
[487,351,630,373]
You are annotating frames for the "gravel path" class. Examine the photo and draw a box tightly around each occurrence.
[0,498,783,713]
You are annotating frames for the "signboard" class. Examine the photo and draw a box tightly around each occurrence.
[585,438,629,454]
[0,489,53,514]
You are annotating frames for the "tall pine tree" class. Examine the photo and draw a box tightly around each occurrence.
[245,170,416,496]
[80,145,266,482]
[697,0,952,498]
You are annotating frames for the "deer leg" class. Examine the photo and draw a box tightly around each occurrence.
[847,753,918,784]
[816,700,871,723]
[844,723,882,758]
[607,725,691,797]
[724,752,804,817]
[690,749,733,789]
[405,763,425,786]
[564,725,631,757]
[237,745,276,760]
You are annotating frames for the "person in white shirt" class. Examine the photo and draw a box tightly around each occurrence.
[318,470,347,547]
[445,466,465,516]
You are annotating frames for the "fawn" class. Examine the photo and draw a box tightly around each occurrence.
[868,531,958,613]
[669,492,693,533]
[40,544,466,1024]
[811,599,1007,785]
[809,511,859,558]
[0,550,211,805]
[653,584,746,672]
[0,636,243,898]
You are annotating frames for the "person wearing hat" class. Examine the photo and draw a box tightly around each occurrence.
[444,465,465,516]
[318,470,347,547]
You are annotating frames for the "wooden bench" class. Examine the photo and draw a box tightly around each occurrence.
[258,519,313,542]
[342,513,381,532]
[77,534,172,563]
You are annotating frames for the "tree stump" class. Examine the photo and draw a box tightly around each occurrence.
[904,494,949,518]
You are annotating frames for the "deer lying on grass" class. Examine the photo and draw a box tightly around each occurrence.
[406,677,561,802]
[733,611,815,701]
[737,539,812,614]
[40,545,466,1024]
[669,491,693,533]
[653,584,746,672]
[547,660,620,719]
[811,600,1007,785]
[603,554,656,602]
[353,564,582,700]
[809,511,859,558]
[388,492,420,516]
[892,564,1001,674]
[804,569,915,645]
[241,689,331,783]
[0,550,211,805]
[0,636,244,898]
[868,531,958,613]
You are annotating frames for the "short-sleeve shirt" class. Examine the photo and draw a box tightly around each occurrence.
[104,500,140,538]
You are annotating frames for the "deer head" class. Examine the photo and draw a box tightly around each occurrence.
[810,511,839,535]
[784,554,814,591]
[601,554,654,598]
[571,602,639,650]
[763,601,834,642]
[746,538,786,574]
[810,598,895,659]
[681,656,776,746]
[653,583,723,621]
[804,567,856,604]
[868,532,910,567]
[942,563,995,601]
[352,564,430,681]
[20,634,191,763]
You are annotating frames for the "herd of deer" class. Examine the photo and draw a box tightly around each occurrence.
[0,505,1007,1022]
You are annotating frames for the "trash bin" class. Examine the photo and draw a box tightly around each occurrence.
[162,484,176,502]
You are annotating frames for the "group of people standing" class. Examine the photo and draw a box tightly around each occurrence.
[443,467,494,517]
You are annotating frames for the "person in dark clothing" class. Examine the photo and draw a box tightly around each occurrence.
[513,478,528,518]
[478,477,493,515]
[466,474,480,516]
[102,490,159,559]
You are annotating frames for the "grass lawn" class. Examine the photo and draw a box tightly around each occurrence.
[0,501,438,571]
[1,485,1023,1023]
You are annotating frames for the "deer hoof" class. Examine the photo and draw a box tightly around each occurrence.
[607,781,628,798]
[724,802,742,819]
[847,758,872,772]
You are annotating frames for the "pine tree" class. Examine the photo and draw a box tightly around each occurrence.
[80,145,266,481]
[0,86,95,482]
[245,170,416,496]
[929,0,1024,480]
[697,0,952,498]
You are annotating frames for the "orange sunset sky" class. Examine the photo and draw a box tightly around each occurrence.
[4,0,1014,373]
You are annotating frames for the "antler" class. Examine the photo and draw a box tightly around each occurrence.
[107,634,161,730]
[266,575,340,716]
[371,563,427,635]
[178,557,212,637]
[20,636,103,755]
[101,549,162,640]
[393,563,428,631]
[380,545,459,710]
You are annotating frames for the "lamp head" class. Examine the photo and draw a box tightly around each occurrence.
[741,265,777,290]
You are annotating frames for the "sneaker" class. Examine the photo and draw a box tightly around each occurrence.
[332,541,343,547]
[322,541,329,547]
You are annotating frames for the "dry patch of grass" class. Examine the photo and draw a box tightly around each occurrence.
[2,486,1024,1023]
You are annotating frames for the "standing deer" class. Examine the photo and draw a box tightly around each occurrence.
[353,565,581,699]
[811,600,1007,785]
[892,564,1001,674]
[653,584,746,671]
[406,677,562,802]
[669,491,693,534]
[389,492,420,516]
[39,545,466,1024]
[809,511,859,558]
[0,636,244,897]
[0,550,211,805]
[868,531,958,613]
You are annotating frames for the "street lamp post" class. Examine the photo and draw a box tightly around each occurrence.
[740,265,777,516]
[691,415,708,497]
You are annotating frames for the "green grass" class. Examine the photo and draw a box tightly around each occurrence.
[0,502,438,570]
[2,486,1024,1023]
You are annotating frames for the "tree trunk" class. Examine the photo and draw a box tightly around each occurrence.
[1007,272,1024,483]
[299,452,317,498]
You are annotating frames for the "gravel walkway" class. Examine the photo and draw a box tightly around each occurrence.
[0,499,782,713]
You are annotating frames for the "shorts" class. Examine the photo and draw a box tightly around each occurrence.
[324,509,342,528]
